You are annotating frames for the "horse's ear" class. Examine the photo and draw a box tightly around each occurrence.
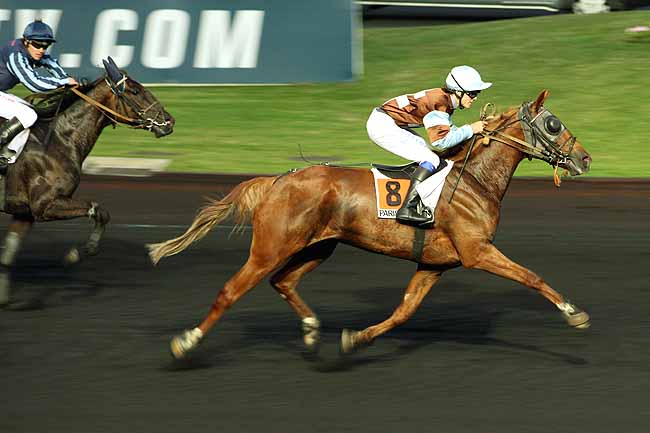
[531,89,550,114]
[102,57,122,84]
[108,56,119,70]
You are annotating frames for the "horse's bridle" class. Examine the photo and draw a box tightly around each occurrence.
[70,76,169,132]
[482,101,577,167]
[448,102,578,201]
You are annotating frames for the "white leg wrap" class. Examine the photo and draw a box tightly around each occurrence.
[557,302,576,314]
[302,317,320,347]
[1,232,21,266]
[170,327,204,359]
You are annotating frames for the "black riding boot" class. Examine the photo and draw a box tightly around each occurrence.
[396,161,447,225]
[0,117,24,173]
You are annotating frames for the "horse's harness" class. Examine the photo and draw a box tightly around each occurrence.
[483,101,577,167]
[69,76,168,132]
[449,101,578,201]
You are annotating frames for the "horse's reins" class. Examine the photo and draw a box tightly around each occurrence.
[448,103,495,202]
[70,85,138,125]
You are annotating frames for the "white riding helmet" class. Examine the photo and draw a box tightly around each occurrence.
[445,65,492,92]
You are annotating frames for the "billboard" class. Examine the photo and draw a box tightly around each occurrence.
[0,0,360,84]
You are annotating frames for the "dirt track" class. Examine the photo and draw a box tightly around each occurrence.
[1,174,649,433]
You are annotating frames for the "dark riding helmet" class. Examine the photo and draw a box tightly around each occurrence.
[23,20,56,43]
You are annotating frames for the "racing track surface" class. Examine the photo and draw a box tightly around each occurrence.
[1,173,649,433]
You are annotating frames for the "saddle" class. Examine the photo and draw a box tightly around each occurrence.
[371,161,420,179]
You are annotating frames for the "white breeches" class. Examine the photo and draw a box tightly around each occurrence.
[0,91,36,163]
[366,108,441,168]
[367,108,452,206]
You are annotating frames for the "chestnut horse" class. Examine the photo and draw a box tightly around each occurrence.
[0,57,174,306]
[148,90,592,359]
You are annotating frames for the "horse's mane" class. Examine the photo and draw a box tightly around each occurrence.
[24,76,105,120]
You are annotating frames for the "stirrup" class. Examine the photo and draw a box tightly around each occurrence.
[396,204,432,225]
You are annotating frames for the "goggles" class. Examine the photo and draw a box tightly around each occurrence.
[30,40,51,50]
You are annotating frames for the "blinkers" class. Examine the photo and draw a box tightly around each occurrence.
[518,102,576,165]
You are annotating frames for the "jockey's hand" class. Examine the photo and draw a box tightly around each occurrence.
[470,120,487,134]
[66,77,79,86]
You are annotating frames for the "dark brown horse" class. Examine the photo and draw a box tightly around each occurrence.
[0,57,174,305]
[148,90,591,359]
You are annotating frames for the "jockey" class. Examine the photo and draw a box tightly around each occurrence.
[0,20,78,173]
[366,65,492,225]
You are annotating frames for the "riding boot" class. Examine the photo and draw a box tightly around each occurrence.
[396,160,447,225]
[396,165,435,225]
[0,117,24,173]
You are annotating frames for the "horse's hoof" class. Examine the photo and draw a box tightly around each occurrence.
[341,329,359,354]
[63,248,80,265]
[170,327,203,359]
[302,317,320,353]
[567,311,591,329]
[559,302,591,329]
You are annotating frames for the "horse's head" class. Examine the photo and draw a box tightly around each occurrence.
[517,90,592,176]
[102,57,175,138]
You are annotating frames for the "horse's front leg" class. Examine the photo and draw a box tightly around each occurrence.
[341,268,442,354]
[463,242,590,329]
[35,198,111,265]
[0,216,34,306]
[1,215,34,267]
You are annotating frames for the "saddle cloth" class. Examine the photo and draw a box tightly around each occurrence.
[371,160,454,221]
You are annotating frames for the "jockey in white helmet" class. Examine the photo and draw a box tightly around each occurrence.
[366,65,492,225]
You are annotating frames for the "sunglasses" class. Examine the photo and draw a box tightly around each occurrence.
[30,41,51,50]
[466,90,481,99]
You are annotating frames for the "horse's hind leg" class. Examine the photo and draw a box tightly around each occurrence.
[34,198,110,264]
[269,239,338,352]
[341,267,442,354]
[0,216,34,306]
[171,243,307,359]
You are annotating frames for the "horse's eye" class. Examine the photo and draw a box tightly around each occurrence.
[129,88,139,95]
[545,116,562,134]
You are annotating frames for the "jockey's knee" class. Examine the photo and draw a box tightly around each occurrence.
[14,106,37,129]
[422,153,440,168]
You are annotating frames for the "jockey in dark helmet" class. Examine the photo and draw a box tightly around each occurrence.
[0,19,78,173]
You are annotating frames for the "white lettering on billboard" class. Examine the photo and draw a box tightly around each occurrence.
[91,9,138,67]
[141,9,190,69]
[0,10,11,33]
[14,9,62,39]
[193,10,264,68]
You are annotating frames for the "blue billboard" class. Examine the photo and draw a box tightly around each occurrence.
[0,0,361,84]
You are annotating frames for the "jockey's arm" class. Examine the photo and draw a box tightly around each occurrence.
[423,110,473,152]
[7,51,70,92]
[41,55,68,80]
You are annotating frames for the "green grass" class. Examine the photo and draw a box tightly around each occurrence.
[18,11,650,176]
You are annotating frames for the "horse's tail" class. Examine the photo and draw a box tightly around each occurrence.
[147,176,277,265]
